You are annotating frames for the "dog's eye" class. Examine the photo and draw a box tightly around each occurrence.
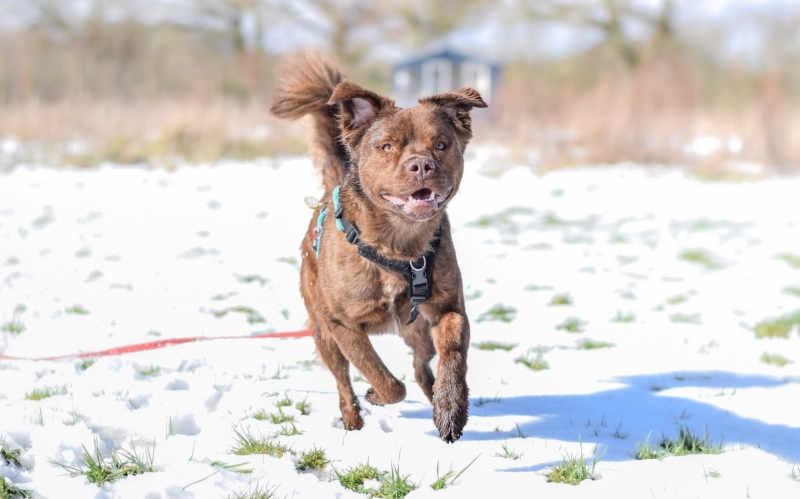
[435,142,447,151]
[382,143,392,151]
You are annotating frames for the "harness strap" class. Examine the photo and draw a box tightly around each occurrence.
[331,185,442,324]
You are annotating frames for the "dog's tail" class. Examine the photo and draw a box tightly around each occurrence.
[270,51,347,193]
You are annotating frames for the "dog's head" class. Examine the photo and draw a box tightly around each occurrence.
[328,81,487,222]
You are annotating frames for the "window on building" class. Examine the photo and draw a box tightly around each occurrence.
[421,58,453,95]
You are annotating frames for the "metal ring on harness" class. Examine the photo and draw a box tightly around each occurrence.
[410,256,426,271]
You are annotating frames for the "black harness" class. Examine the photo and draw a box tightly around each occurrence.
[331,189,442,325]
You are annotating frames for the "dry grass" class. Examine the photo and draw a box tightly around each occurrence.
[482,52,800,174]
[3,24,800,171]
[0,99,305,167]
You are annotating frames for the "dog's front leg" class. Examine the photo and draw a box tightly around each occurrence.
[323,317,407,407]
[430,310,470,443]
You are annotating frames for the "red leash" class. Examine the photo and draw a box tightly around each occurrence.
[0,329,313,362]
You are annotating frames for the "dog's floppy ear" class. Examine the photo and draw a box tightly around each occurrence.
[328,80,395,147]
[420,87,487,139]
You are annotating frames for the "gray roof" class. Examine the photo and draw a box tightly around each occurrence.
[393,49,500,71]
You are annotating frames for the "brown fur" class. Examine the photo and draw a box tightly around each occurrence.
[270,51,486,443]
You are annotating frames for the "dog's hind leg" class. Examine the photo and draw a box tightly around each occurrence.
[313,325,364,430]
[400,319,436,403]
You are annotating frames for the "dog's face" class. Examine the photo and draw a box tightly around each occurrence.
[329,82,486,222]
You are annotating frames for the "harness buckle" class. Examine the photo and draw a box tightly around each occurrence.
[345,225,359,245]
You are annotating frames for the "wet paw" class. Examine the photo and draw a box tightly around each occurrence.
[341,409,364,430]
[365,383,406,406]
[432,378,469,443]
[365,387,385,406]
[433,400,468,443]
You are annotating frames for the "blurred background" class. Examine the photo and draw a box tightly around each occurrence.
[1,0,799,175]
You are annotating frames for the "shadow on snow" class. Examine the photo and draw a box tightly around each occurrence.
[400,371,800,463]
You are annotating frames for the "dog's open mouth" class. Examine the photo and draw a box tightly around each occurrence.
[381,187,451,219]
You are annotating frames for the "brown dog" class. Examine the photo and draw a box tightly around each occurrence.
[270,52,486,443]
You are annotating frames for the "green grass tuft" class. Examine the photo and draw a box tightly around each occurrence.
[753,310,800,339]
[295,447,329,471]
[65,304,90,315]
[0,320,25,334]
[52,437,156,486]
[80,359,97,370]
[0,476,32,499]
[775,253,800,269]
[514,350,549,371]
[334,460,417,498]
[546,442,604,485]
[138,366,161,377]
[476,303,517,323]
[471,341,518,351]
[1,304,27,334]
[278,422,302,436]
[548,293,573,306]
[231,426,290,458]
[782,286,800,297]
[666,294,688,305]
[25,385,68,401]
[225,481,280,499]
[295,399,311,416]
[610,311,636,323]
[275,394,293,408]
[63,404,87,426]
[1,442,22,468]
[430,455,480,491]
[335,462,383,494]
[556,317,586,333]
[466,206,535,234]
[576,339,615,350]
[211,306,266,325]
[790,462,800,482]
[635,426,724,460]
[760,352,794,367]
[670,313,702,325]
[204,458,254,474]
[234,273,270,286]
[494,440,523,460]
[253,408,295,425]
[379,461,418,498]
[678,249,724,270]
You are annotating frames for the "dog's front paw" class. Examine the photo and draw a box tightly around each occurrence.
[364,382,407,406]
[432,378,469,443]
[340,402,364,431]
[341,409,364,431]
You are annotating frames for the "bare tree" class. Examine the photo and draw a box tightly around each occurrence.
[272,0,392,65]
[521,0,676,68]
[390,0,495,50]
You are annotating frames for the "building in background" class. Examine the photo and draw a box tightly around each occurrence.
[391,49,501,108]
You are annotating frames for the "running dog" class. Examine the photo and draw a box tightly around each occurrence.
[270,51,486,443]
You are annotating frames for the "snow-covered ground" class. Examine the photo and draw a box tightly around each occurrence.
[1,154,799,498]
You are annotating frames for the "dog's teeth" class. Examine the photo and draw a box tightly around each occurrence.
[428,191,435,200]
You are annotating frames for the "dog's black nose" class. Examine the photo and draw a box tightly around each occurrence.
[406,157,436,179]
